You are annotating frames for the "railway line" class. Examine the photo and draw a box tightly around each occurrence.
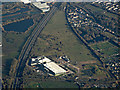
[65,3,117,81]
[11,3,61,88]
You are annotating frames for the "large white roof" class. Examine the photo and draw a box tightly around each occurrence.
[41,8,50,12]
[21,0,43,3]
[32,2,50,12]
[44,62,66,75]
[38,57,51,63]
[21,0,31,3]
[31,56,66,75]
[33,2,49,8]
[21,0,50,12]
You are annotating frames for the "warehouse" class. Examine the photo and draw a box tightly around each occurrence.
[44,62,66,76]
[21,0,50,12]
[32,2,50,12]
[31,56,66,76]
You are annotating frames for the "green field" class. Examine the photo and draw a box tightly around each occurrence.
[84,4,118,19]
[24,80,79,88]
[31,10,97,65]
[91,41,119,57]
[2,31,30,75]
[81,64,109,78]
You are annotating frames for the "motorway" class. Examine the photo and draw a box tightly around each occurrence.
[11,3,61,88]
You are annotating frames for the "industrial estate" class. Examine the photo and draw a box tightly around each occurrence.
[1,1,120,89]
[30,56,67,76]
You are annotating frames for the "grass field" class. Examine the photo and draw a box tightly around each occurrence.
[24,9,110,88]
[91,41,119,57]
[24,80,79,88]
[2,32,30,75]
[31,10,97,65]
[40,80,78,88]
[84,4,118,19]
[81,64,110,79]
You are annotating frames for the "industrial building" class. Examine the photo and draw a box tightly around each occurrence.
[21,0,50,12]
[31,56,66,76]
[21,0,43,4]
[44,62,66,76]
[32,2,50,12]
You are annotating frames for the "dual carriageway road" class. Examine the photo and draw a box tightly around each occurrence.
[11,3,61,88]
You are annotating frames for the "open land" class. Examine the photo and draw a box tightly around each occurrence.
[2,2,120,88]
[23,8,110,88]
[30,10,98,64]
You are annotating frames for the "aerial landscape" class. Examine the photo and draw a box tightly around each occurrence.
[1,1,120,89]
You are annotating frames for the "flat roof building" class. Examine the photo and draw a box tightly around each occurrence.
[32,2,50,12]
[21,0,31,4]
[44,62,66,76]
[21,0,50,12]
[31,56,67,76]
[38,57,51,64]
